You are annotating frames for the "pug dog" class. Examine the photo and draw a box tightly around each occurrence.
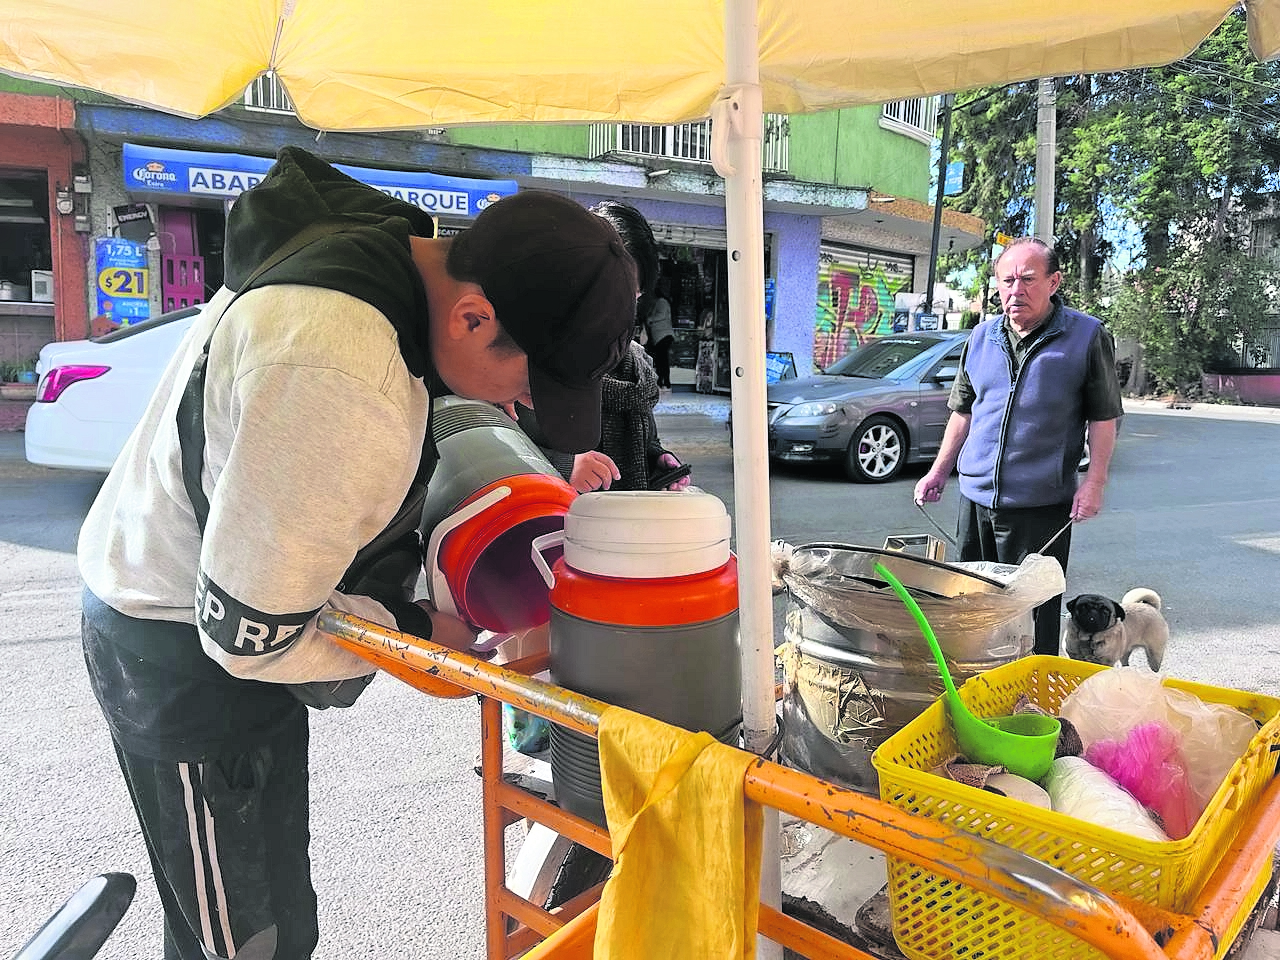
[1063,589,1168,671]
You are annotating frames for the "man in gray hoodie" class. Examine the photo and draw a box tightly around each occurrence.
[77,147,636,959]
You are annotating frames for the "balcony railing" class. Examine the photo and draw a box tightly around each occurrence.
[243,72,295,114]
[880,97,939,143]
[589,115,790,174]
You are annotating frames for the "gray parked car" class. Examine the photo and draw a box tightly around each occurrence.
[763,331,967,482]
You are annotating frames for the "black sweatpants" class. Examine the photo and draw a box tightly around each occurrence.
[82,611,317,960]
[956,497,1073,656]
[110,718,315,960]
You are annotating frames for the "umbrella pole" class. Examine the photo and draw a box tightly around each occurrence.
[717,1,782,955]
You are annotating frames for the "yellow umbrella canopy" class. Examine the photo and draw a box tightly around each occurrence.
[5,0,1280,798]
[1,0,1277,129]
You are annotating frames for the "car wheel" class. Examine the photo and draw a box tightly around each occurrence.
[844,415,907,483]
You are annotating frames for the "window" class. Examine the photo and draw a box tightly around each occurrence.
[825,336,942,379]
[590,116,790,173]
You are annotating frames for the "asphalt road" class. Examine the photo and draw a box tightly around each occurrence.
[658,397,1280,695]
[1,397,1278,957]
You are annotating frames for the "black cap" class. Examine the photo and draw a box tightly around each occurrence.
[451,191,636,453]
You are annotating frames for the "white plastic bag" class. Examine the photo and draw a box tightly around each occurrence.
[1041,756,1169,842]
[952,554,1066,611]
[775,544,1065,641]
[1059,668,1259,816]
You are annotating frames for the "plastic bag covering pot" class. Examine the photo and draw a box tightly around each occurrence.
[775,543,1061,792]
[1060,667,1260,819]
[778,543,1065,638]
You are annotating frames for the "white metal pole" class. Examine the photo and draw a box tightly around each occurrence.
[1035,77,1057,242]
[717,1,781,955]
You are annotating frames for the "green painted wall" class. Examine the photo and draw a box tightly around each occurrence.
[447,124,588,155]
[454,107,931,202]
[0,75,117,103]
[788,107,931,202]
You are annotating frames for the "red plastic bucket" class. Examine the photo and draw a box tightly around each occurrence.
[433,474,574,634]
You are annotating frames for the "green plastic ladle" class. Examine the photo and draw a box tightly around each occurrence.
[874,562,1060,781]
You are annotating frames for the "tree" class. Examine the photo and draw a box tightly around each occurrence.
[1086,14,1280,267]
[1105,247,1273,393]
[938,10,1280,390]
[940,84,1037,313]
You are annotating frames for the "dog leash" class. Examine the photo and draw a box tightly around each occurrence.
[1038,518,1075,555]
[915,501,1074,556]
[914,501,958,547]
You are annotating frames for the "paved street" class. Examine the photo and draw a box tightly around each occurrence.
[1,395,1279,957]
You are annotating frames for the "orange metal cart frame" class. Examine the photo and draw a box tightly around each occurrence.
[319,611,1280,960]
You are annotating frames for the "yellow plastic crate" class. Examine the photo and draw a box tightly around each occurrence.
[872,655,1280,960]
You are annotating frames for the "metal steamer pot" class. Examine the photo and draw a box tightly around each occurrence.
[778,543,1034,794]
[787,542,1008,598]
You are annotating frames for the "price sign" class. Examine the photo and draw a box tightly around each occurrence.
[94,238,151,324]
[98,266,149,299]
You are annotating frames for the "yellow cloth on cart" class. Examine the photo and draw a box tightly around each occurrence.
[593,705,763,959]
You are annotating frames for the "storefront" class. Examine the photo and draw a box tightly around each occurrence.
[0,93,88,367]
[814,242,915,370]
[645,222,774,394]
[105,142,519,325]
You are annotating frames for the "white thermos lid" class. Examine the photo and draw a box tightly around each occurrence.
[563,490,731,578]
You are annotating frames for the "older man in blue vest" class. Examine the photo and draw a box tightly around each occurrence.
[914,237,1123,655]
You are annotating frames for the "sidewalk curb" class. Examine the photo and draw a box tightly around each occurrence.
[5,391,1272,441]
[1122,397,1280,423]
[654,392,731,421]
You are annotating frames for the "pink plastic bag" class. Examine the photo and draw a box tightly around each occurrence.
[1059,667,1259,816]
[1085,721,1196,839]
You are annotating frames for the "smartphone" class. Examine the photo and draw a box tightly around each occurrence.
[647,462,692,490]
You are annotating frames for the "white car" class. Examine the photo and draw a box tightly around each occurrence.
[25,306,201,471]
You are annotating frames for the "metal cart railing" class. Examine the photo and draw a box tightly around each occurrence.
[318,610,1280,960]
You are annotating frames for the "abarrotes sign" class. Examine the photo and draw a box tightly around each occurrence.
[122,143,517,217]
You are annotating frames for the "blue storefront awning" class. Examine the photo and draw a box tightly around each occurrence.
[122,142,518,218]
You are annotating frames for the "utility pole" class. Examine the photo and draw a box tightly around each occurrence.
[1034,77,1056,242]
[924,93,955,319]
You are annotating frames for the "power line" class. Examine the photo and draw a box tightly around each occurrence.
[1075,76,1280,128]
[1174,58,1280,96]
[1062,61,1280,124]
[1173,96,1280,129]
